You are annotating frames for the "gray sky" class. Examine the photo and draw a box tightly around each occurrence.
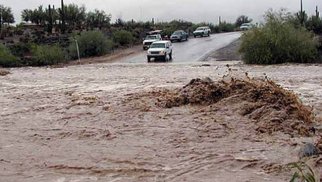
[1,0,322,24]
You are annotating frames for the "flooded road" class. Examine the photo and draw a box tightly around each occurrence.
[119,32,241,63]
[1,61,322,181]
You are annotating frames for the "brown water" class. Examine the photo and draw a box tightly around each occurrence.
[1,62,322,182]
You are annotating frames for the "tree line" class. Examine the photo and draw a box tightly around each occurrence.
[21,3,111,33]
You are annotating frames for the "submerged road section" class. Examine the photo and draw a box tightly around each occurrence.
[119,32,241,63]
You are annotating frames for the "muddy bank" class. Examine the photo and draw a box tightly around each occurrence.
[1,62,322,181]
[52,45,142,67]
[207,39,241,61]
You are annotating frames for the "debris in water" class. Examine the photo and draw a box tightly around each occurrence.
[298,143,320,159]
[0,69,10,76]
[156,77,315,136]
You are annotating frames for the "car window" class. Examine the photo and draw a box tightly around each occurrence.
[150,43,166,48]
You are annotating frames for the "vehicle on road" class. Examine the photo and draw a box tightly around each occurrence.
[143,34,162,50]
[170,30,189,42]
[239,23,254,31]
[193,26,211,37]
[147,41,173,62]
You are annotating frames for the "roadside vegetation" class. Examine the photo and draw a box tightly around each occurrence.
[0,44,20,67]
[240,8,322,64]
[30,44,65,66]
[68,31,113,59]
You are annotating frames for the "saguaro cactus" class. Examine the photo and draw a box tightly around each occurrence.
[48,5,53,33]
[297,0,306,25]
[60,0,66,33]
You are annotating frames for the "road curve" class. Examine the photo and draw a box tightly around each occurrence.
[118,32,241,63]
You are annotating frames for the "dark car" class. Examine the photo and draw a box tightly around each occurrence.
[170,30,189,42]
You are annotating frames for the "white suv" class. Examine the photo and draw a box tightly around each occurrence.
[193,26,211,37]
[147,41,173,62]
[143,34,162,50]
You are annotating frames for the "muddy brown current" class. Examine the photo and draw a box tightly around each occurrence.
[1,62,322,182]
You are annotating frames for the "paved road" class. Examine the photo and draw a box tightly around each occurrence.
[118,32,241,63]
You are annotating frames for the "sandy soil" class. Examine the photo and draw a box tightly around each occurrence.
[1,61,322,182]
[206,39,242,61]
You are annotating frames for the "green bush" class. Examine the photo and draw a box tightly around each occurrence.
[239,11,319,64]
[0,44,20,67]
[216,22,236,32]
[112,30,134,46]
[30,44,65,66]
[8,42,33,58]
[68,31,113,59]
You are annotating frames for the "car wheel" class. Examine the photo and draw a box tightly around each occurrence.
[147,57,151,62]
[194,35,196,38]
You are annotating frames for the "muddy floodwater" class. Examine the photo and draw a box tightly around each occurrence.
[1,61,322,182]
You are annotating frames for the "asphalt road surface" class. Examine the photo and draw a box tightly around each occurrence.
[119,32,241,63]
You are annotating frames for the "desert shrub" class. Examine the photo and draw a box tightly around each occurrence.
[0,44,20,67]
[8,42,33,58]
[240,10,318,64]
[162,27,177,37]
[112,30,134,46]
[68,31,113,59]
[30,44,65,66]
[217,22,236,32]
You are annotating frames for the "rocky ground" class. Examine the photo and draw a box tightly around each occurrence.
[1,60,322,181]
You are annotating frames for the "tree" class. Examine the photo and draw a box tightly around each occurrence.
[33,6,46,25]
[86,9,111,30]
[21,6,46,25]
[64,4,86,30]
[0,5,15,29]
[235,15,252,27]
[21,9,33,22]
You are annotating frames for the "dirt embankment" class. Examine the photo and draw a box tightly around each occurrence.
[207,39,242,61]
[52,45,142,67]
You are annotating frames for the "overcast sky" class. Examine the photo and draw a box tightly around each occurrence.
[1,0,322,24]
